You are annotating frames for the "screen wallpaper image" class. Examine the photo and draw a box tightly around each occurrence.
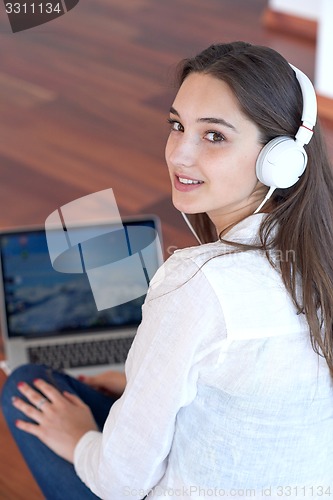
[0,230,148,338]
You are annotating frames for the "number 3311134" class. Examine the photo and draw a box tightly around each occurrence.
[5,3,62,14]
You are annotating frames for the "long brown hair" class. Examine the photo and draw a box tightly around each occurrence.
[176,41,333,375]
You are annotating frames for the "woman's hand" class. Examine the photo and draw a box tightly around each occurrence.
[13,379,98,463]
[79,370,126,398]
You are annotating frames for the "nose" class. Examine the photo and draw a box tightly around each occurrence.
[165,133,197,169]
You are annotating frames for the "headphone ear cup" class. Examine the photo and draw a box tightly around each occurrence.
[256,136,308,188]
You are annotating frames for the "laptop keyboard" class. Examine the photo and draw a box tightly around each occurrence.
[28,337,134,371]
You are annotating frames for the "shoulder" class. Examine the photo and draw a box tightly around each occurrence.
[147,241,229,299]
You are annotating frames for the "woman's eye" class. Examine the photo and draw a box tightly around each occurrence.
[167,119,184,132]
[206,131,224,143]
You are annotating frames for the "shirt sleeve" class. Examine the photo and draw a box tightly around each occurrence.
[74,251,226,499]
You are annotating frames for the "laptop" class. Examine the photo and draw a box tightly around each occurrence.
[0,215,163,376]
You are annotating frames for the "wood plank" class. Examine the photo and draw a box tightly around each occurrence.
[262,7,318,42]
[318,94,333,123]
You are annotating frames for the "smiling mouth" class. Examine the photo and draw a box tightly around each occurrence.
[177,176,204,185]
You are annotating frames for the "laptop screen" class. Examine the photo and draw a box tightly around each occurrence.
[0,218,162,339]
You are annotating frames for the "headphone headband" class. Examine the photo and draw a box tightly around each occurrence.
[289,64,317,145]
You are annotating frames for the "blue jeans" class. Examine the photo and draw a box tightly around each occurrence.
[1,364,117,500]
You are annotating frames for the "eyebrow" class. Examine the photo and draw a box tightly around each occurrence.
[169,106,238,133]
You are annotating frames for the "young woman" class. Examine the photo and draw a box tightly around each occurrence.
[2,41,333,499]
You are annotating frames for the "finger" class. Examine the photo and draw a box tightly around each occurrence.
[15,418,42,437]
[62,391,86,408]
[32,379,63,404]
[12,396,43,424]
[17,382,50,409]
[80,375,96,385]
[79,376,100,390]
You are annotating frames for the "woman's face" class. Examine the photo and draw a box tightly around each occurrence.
[165,72,267,233]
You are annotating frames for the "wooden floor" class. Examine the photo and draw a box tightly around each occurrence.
[0,0,332,498]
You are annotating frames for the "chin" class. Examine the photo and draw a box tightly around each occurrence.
[171,195,201,215]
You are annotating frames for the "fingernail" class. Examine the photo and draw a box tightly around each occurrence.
[11,396,17,403]
[17,382,25,389]
[33,379,41,384]
[15,419,20,427]
[78,375,85,381]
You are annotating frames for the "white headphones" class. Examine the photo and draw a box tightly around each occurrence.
[254,64,317,213]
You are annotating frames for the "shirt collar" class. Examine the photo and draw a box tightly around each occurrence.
[222,213,268,244]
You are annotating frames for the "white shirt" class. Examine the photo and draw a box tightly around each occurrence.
[74,214,333,499]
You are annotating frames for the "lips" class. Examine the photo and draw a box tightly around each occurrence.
[174,174,204,192]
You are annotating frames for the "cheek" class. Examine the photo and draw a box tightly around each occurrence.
[165,134,174,164]
[235,146,261,179]
[209,149,259,194]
